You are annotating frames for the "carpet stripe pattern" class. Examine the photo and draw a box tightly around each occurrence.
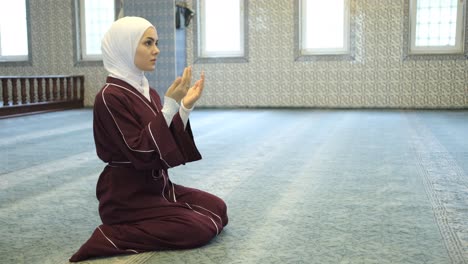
[0,109,467,264]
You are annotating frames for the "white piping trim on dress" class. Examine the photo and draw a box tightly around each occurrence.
[185,203,220,236]
[97,226,119,250]
[171,182,177,202]
[153,170,176,202]
[190,204,222,223]
[148,122,171,168]
[149,93,160,111]
[161,170,169,202]
[104,82,175,170]
[97,226,139,254]
[102,85,154,153]
[106,82,159,115]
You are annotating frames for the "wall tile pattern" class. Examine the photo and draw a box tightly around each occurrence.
[0,0,176,106]
[186,0,468,108]
[124,0,176,99]
[0,0,466,108]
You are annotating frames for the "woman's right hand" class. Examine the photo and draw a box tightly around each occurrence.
[165,66,192,103]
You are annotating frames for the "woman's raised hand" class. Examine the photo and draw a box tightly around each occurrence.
[165,66,192,103]
[182,71,205,109]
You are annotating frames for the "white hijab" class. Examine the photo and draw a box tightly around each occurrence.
[101,16,156,100]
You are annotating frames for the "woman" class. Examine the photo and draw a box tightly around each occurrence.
[69,16,228,262]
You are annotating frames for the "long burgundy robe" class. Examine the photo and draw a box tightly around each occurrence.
[69,77,228,262]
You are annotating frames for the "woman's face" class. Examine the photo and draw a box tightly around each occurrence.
[134,27,160,71]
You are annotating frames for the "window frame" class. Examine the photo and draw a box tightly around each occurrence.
[409,0,465,55]
[404,0,468,60]
[193,0,248,64]
[73,0,120,65]
[295,0,355,62]
[0,0,32,65]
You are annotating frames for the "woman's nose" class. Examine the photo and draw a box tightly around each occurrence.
[153,46,160,55]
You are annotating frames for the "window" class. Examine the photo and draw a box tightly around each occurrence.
[409,0,465,54]
[76,0,116,61]
[196,0,247,61]
[0,0,29,62]
[299,0,351,55]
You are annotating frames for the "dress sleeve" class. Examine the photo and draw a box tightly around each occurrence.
[94,90,200,170]
[170,112,202,162]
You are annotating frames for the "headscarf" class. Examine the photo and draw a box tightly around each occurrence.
[101,16,156,100]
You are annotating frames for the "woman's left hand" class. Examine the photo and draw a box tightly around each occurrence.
[182,71,205,109]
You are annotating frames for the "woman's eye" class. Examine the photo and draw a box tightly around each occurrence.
[155,41,159,46]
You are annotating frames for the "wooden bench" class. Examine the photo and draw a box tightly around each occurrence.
[0,75,84,118]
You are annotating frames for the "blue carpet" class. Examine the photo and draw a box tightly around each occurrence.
[0,109,467,264]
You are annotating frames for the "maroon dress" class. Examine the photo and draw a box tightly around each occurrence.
[69,77,228,262]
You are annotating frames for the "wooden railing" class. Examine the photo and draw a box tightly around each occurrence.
[0,75,84,118]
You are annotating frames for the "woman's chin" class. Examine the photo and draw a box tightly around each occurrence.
[145,65,156,72]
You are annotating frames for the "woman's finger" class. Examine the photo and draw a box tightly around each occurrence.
[188,66,192,81]
[200,71,205,86]
[168,77,181,92]
[181,66,192,89]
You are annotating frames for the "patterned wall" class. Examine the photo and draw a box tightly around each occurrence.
[124,0,176,99]
[0,0,466,108]
[186,0,468,108]
[0,0,102,107]
[0,0,176,106]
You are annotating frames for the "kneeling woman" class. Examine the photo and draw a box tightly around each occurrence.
[70,16,228,262]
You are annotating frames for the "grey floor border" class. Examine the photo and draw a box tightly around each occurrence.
[406,112,468,264]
